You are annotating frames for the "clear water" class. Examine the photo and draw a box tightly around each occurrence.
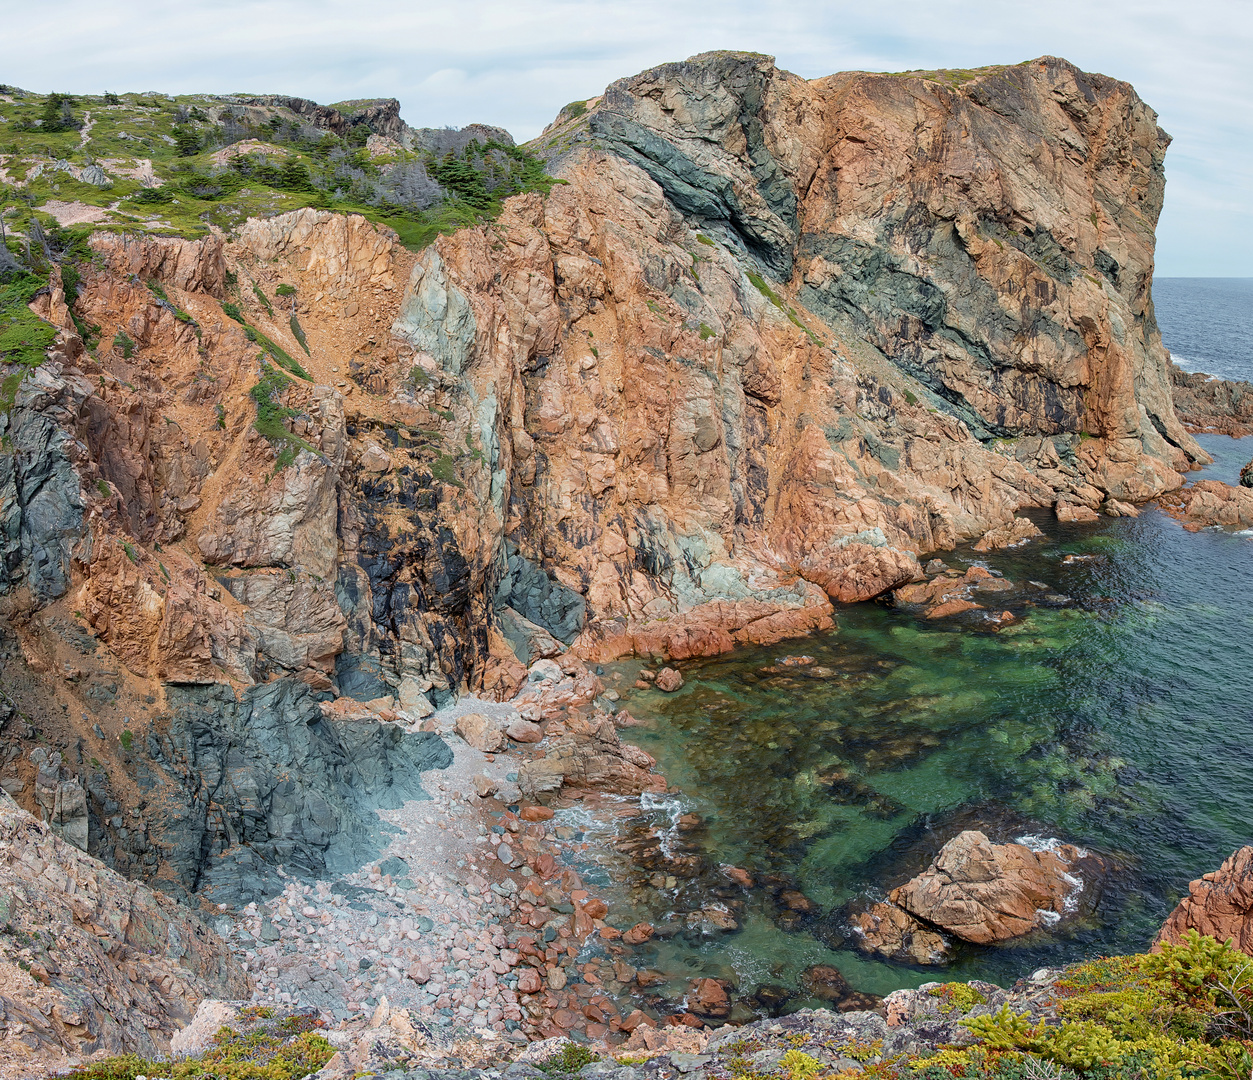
[566,433,1253,1014]
[1155,278,1253,382]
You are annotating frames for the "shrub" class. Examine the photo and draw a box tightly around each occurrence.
[274,283,296,297]
[111,329,135,358]
[252,282,274,315]
[130,187,173,205]
[0,273,55,367]
[250,367,314,472]
[119,730,132,750]
[222,301,245,324]
[289,314,310,355]
[699,322,716,341]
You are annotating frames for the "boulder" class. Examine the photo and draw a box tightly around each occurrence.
[655,667,684,692]
[622,922,656,945]
[972,516,1044,552]
[1056,501,1100,523]
[800,542,923,602]
[519,805,554,822]
[689,977,731,1018]
[847,900,952,965]
[890,830,1087,944]
[506,719,545,743]
[1156,846,1253,954]
[454,712,506,752]
[517,712,664,798]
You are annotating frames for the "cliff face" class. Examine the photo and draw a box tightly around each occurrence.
[0,53,1208,902]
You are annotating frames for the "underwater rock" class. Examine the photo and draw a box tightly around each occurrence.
[800,964,850,1001]
[891,830,1088,944]
[655,667,685,692]
[1157,845,1253,955]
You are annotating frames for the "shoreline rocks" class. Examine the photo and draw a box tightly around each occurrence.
[1157,845,1253,953]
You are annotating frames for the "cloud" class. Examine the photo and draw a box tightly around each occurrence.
[5,0,1251,273]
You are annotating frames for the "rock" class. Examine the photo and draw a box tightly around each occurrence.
[528,658,565,683]
[1170,365,1253,438]
[406,960,431,984]
[516,967,543,994]
[972,517,1044,552]
[169,999,240,1058]
[800,542,923,602]
[1056,501,1101,523]
[0,793,250,1059]
[622,922,657,945]
[847,900,952,965]
[455,712,506,752]
[1103,499,1140,517]
[520,805,555,821]
[655,667,684,692]
[1243,461,1253,488]
[517,712,664,798]
[359,443,392,472]
[583,897,609,919]
[1156,846,1253,955]
[1159,479,1253,531]
[397,677,435,718]
[689,977,731,1018]
[506,719,545,743]
[891,830,1088,944]
[723,865,754,888]
[779,889,819,913]
[473,774,500,798]
[801,964,850,1001]
[547,966,568,990]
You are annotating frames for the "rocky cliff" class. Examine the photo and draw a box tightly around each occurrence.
[0,52,1211,909]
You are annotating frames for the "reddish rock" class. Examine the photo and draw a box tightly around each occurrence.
[779,889,819,913]
[520,805,555,822]
[655,667,684,692]
[891,830,1088,944]
[622,922,656,946]
[847,900,951,965]
[972,516,1044,552]
[516,967,543,994]
[507,719,545,743]
[723,865,755,888]
[619,1009,654,1032]
[800,542,923,602]
[689,977,731,1018]
[406,960,431,984]
[1156,846,1253,955]
[1056,501,1101,523]
[583,898,609,919]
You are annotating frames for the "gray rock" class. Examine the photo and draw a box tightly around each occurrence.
[495,552,586,644]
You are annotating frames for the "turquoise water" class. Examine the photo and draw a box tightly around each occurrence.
[574,434,1253,1013]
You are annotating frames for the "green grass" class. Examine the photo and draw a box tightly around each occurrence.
[250,367,315,472]
[252,282,274,315]
[0,272,56,369]
[746,270,824,345]
[67,1026,333,1080]
[288,314,310,355]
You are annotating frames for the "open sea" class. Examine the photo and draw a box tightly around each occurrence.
[554,279,1253,1017]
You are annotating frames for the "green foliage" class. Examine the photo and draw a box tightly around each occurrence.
[696,233,716,246]
[537,1043,600,1077]
[67,1028,333,1080]
[407,364,430,389]
[289,314,310,355]
[130,186,173,205]
[119,730,133,750]
[904,389,919,406]
[0,272,55,368]
[121,541,138,564]
[931,982,988,1015]
[430,453,462,487]
[699,322,716,341]
[222,301,245,324]
[562,99,589,119]
[252,282,274,314]
[146,280,169,302]
[274,283,296,298]
[172,124,201,157]
[215,402,226,429]
[112,329,135,358]
[250,367,314,472]
[746,270,824,345]
[779,1050,823,1080]
[95,479,110,498]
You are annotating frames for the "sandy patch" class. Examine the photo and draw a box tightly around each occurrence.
[99,157,160,186]
[37,200,114,226]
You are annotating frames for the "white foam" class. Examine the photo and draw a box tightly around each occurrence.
[1036,908,1062,928]
[1016,833,1089,859]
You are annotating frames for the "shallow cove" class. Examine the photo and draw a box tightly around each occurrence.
[575,434,1253,1010]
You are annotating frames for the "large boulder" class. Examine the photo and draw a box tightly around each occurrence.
[847,900,952,965]
[1156,846,1253,954]
[890,830,1088,944]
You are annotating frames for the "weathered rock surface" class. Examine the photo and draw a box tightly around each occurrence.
[1170,364,1253,437]
[1160,479,1253,531]
[0,793,249,1067]
[1156,845,1253,955]
[847,900,952,966]
[517,712,665,799]
[890,830,1089,944]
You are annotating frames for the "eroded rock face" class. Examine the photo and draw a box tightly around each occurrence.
[890,831,1089,944]
[1156,846,1253,955]
[847,900,952,966]
[1170,365,1253,438]
[0,793,250,1064]
[517,711,666,799]
[1159,479,1253,531]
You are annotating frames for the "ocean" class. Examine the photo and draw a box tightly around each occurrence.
[1155,277,1253,383]
[549,281,1253,1014]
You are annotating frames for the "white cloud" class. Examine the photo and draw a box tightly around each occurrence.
[6,0,1251,273]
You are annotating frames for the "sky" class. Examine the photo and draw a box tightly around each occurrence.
[5,0,1251,275]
